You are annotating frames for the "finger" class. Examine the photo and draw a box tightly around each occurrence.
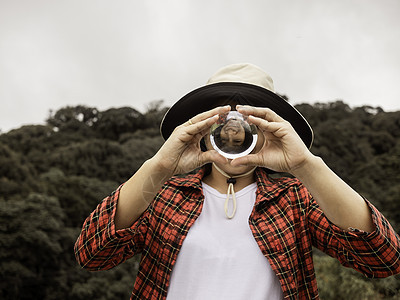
[236,105,285,123]
[177,114,219,143]
[248,115,289,139]
[183,105,232,136]
[188,105,231,125]
[186,115,219,136]
[199,149,229,166]
[230,153,260,168]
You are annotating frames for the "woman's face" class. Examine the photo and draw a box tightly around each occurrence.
[204,104,265,175]
[219,119,246,148]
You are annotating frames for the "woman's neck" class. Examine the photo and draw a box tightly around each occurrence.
[203,163,256,194]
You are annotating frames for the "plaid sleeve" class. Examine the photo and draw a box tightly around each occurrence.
[74,184,149,271]
[309,197,400,278]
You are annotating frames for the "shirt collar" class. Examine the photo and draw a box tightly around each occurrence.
[167,167,206,191]
[254,168,299,206]
[167,166,298,205]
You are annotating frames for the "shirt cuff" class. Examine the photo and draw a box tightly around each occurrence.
[328,199,390,243]
[107,183,148,243]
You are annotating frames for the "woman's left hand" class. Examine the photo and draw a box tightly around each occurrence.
[231,105,314,174]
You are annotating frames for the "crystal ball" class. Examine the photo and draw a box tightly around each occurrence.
[210,111,258,159]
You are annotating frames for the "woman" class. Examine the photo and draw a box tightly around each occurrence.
[75,63,400,299]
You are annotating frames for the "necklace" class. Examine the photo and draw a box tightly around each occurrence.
[212,163,256,219]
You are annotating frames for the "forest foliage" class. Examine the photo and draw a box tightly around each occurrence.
[0,100,399,299]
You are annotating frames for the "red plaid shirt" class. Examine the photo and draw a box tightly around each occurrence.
[75,167,400,299]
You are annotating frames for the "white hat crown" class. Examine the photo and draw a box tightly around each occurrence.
[206,63,275,92]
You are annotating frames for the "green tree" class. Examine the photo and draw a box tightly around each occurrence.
[314,252,400,299]
[0,194,68,299]
[94,107,143,140]
[47,105,100,129]
[0,144,37,199]
[40,168,118,227]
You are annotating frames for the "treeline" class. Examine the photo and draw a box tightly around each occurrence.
[0,100,399,299]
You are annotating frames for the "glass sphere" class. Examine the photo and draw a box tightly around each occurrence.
[210,111,258,159]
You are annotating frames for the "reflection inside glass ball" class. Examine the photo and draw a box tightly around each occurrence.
[210,111,258,159]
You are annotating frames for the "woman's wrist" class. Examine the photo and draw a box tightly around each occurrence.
[289,154,322,180]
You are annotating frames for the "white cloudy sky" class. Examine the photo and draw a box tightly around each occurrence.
[1,0,399,132]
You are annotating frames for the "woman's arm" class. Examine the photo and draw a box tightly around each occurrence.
[234,105,374,232]
[114,105,230,229]
[290,155,374,232]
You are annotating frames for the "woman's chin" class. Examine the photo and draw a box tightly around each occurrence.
[214,160,254,176]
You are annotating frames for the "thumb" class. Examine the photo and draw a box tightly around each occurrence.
[200,150,228,166]
[230,154,259,168]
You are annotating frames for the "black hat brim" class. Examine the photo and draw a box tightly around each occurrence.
[160,82,314,148]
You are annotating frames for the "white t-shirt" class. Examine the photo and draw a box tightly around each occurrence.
[166,182,283,300]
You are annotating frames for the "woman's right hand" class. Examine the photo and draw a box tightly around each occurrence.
[153,105,231,176]
[116,105,231,229]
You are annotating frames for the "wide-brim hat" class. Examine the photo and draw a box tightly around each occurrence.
[160,63,314,148]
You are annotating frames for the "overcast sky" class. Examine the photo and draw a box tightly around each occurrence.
[1,0,399,133]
